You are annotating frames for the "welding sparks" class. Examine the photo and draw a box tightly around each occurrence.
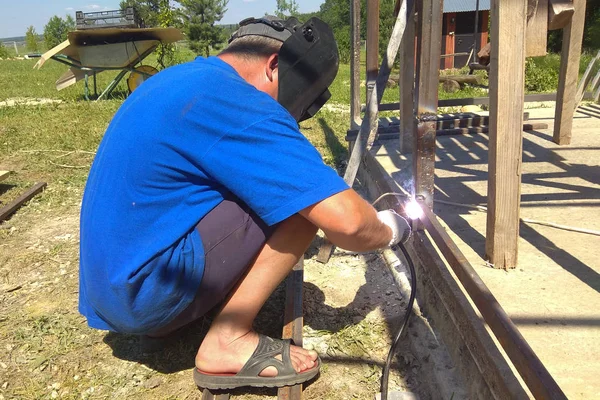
[404,199,423,220]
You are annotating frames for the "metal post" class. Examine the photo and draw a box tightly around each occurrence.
[366,0,380,100]
[413,0,443,210]
[350,0,361,129]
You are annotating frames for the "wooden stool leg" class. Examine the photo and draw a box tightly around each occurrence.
[277,257,305,400]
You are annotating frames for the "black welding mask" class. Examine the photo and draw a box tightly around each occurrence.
[228,16,339,122]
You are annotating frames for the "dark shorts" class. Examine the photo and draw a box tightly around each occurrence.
[149,198,276,336]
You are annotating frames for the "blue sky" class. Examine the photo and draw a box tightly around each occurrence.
[0,0,324,39]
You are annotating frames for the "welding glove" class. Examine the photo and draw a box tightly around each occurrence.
[377,209,411,247]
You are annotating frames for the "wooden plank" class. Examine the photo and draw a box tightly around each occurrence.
[486,0,527,269]
[548,0,574,30]
[0,171,10,183]
[201,390,230,400]
[413,0,443,210]
[0,182,47,222]
[553,0,586,145]
[375,93,558,111]
[346,122,548,141]
[277,258,304,400]
[350,0,361,128]
[399,6,416,153]
[574,50,600,107]
[526,0,548,57]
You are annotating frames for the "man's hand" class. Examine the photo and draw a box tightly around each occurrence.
[377,210,411,247]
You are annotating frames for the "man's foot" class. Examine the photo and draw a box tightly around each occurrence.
[196,329,317,377]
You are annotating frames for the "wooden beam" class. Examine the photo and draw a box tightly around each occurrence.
[0,182,47,222]
[0,171,10,183]
[526,0,548,57]
[399,7,415,153]
[486,0,527,269]
[548,0,574,30]
[413,0,443,209]
[277,258,304,400]
[553,0,586,145]
[350,0,361,128]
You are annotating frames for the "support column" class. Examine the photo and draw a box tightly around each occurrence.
[399,5,416,153]
[366,0,379,98]
[485,0,527,269]
[444,13,455,70]
[413,0,443,209]
[350,0,361,129]
[554,0,586,145]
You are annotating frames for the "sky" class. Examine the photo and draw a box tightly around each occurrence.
[0,0,324,39]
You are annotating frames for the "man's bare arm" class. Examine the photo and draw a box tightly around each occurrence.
[299,189,393,252]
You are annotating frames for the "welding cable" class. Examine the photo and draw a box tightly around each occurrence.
[380,241,417,400]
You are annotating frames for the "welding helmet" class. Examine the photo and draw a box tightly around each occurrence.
[229,16,339,122]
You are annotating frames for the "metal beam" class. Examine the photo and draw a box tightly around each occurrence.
[413,0,443,209]
[418,202,567,399]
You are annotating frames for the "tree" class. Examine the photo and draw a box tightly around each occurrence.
[176,0,228,57]
[25,26,39,52]
[275,0,299,18]
[156,0,178,67]
[43,15,75,49]
[120,0,161,27]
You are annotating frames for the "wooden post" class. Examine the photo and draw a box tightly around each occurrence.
[277,258,304,400]
[444,13,455,69]
[526,0,548,57]
[350,0,361,129]
[366,0,379,98]
[554,0,587,145]
[480,10,489,46]
[399,5,416,153]
[413,0,443,210]
[485,0,527,269]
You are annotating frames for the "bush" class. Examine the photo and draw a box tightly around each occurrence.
[524,57,559,93]
[0,43,10,58]
[334,26,351,64]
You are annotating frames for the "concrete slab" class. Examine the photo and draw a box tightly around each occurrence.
[371,107,600,399]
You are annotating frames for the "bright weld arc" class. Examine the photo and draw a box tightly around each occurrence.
[404,199,423,220]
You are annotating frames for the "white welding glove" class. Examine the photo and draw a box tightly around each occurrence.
[377,209,411,247]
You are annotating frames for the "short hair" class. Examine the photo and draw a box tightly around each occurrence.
[219,35,283,61]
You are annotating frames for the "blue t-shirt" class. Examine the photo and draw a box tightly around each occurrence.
[79,56,349,333]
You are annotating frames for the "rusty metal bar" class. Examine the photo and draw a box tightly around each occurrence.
[366,0,379,98]
[201,390,230,400]
[0,182,47,222]
[418,202,567,399]
[350,0,361,128]
[413,0,443,210]
[277,257,304,400]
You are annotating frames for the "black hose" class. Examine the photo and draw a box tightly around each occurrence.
[380,241,417,400]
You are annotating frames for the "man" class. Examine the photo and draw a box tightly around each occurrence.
[79,16,410,390]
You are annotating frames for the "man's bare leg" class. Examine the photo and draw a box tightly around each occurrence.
[195,213,319,376]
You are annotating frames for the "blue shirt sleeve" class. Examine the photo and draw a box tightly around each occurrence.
[200,113,350,225]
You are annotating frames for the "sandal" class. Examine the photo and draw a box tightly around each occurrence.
[193,334,321,390]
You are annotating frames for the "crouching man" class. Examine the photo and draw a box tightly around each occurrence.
[79,16,410,390]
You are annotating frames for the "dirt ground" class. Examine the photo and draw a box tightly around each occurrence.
[0,186,423,399]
